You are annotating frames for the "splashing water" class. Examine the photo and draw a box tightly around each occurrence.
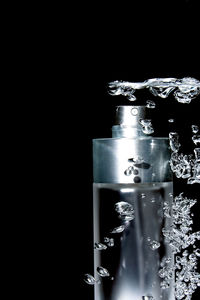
[169,130,200,184]
[108,77,200,103]
[159,193,200,298]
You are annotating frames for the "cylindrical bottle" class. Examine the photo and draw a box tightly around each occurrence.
[93,106,174,300]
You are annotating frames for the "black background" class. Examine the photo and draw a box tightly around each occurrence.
[65,1,200,299]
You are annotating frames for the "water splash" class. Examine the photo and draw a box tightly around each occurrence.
[108,77,200,103]
[169,130,200,184]
[159,193,200,298]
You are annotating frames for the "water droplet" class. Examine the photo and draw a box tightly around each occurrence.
[133,168,139,175]
[104,237,114,247]
[142,296,154,300]
[192,134,200,145]
[160,279,170,289]
[97,266,110,277]
[124,167,132,176]
[169,192,173,197]
[151,198,156,203]
[149,240,161,250]
[83,274,96,285]
[141,193,146,198]
[194,248,200,257]
[119,214,135,221]
[146,100,156,109]
[194,148,200,161]
[115,201,134,216]
[94,242,107,250]
[133,176,141,183]
[169,132,181,152]
[168,119,175,123]
[110,225,125,234]
[128,156,144,164]
[192,125,199,134]
[139,119,154,135]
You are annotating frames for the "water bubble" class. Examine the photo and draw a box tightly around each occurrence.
[104,237,114,247]
[133,168,139,175]
[128,156,144,164]
[139,119,154,135]
[141,193,146,198]
[194,148,200,161]
[115,201,134,216]
[119,214,135,221]
[192,125,199,134]
[97,266,110,277]
[142,296,154,300]
[133,176,141,183]
[124,167,132,176]
[149,240,161,250]
[83,274,96,285]
[146,100,156,109]
[94,242,107,250]
[192,134,200,145]
[169,132,181,153]
[160,279,170,289]
[110,225,126,234]
[194,248,200,257]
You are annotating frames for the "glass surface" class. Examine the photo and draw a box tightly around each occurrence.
[93,182,174,300]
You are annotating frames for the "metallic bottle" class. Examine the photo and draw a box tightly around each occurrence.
[93,106,174,300]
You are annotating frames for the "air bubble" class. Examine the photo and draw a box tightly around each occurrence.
[97,266,110,277]
[146,100,156,109]
[110,225,125,234]
[83,274,96,285]
[149,240,161,250]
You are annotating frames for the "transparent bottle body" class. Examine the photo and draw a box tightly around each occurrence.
[93,182,174,300]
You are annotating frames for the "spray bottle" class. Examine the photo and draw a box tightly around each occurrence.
[93,106,174,300]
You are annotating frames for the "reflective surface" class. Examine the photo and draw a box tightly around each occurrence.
[93,182,174,300]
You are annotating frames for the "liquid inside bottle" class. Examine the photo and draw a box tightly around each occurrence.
[93,182,174,300]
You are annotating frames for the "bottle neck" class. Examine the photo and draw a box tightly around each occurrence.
[112,125,146,138]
